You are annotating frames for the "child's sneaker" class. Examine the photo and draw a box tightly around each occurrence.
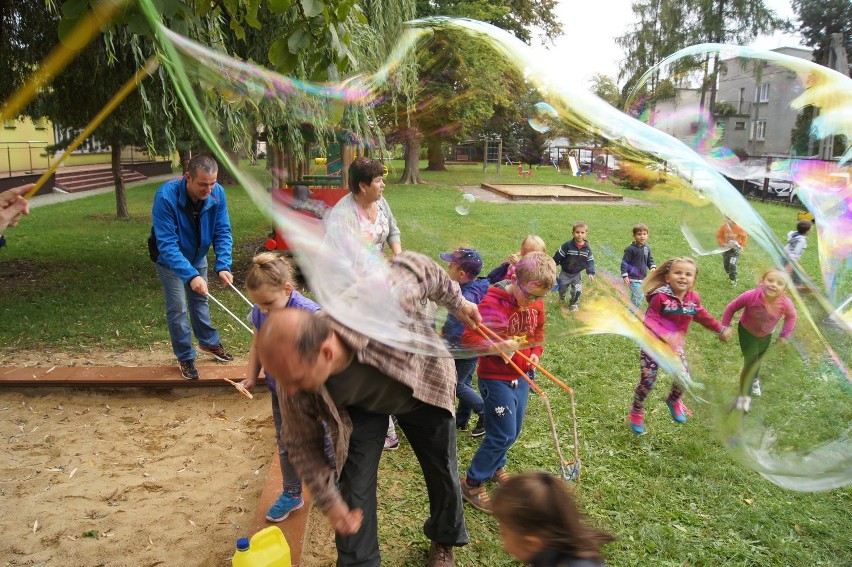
[751,379,762,396]
[383,433,400,451]
[628,412,645,435]
[471,415,485,438]
[179,359,199,380]
[570,304,579,311]
[666,398,688,423]
[460,478,492,514]
[266,492,304,522]
[197,343,234,362]
[491,467,510,485]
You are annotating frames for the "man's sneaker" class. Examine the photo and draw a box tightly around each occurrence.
[570,304,579,311]
[197,343,234,362]
[731,279,738,286]
[455,421,469,432]
[427,541,455,567]
[471,415,485,438]
[266,492,304,522]
[460,479,492,514]
[383,433,400,451]
[491,467,510,485]
[751,379,762,396]
[666,398,688,423]
[179,359,199,380]
[628,412,645,435]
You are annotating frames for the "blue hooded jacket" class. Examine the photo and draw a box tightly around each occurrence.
[442,277,490,347]
[151,176,233,283]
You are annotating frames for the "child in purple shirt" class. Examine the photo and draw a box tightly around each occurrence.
[240,252,322,522]
[721,268,797,411]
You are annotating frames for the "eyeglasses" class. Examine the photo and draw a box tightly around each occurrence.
[517,281,547,300]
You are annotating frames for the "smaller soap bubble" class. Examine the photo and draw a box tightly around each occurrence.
[528,102,558,133]
[455,193,476,215]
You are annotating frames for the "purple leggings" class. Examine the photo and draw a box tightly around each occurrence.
[631,349,690,414]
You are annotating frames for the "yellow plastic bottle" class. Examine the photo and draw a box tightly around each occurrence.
[231,526,292,567]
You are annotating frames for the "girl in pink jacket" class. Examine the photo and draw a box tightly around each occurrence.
[630,257,728,435]
[721,269,797,412]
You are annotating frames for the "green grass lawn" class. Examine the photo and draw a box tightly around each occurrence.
[0,161,849,565]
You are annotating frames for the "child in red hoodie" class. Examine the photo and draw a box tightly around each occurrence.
[459,252,558,514]
[629,257,729,435]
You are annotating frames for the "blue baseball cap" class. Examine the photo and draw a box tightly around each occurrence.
[439,248,483,276]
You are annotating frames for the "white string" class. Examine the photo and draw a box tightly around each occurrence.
[207,291,253,334]
[228,282,254,308]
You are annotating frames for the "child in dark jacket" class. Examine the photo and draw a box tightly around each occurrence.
[620,223,655,307]
[628,257,728,435]
[440,247,490,436]
[553,222,595,311]
[492,472,614,566]
[460,252,557,513]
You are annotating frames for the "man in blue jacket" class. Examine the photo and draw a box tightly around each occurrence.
[150,155,234,379]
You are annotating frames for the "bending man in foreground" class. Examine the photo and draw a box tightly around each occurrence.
[258,252,481,567]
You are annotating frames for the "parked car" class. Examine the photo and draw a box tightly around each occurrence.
[744,179,793,199]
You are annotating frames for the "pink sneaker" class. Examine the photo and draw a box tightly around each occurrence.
[629,412,645,435]
[666,398,688,423]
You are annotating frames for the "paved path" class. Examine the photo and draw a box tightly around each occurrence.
[29,174,176,208]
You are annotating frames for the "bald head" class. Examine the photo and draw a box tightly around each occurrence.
[258,309,336,395]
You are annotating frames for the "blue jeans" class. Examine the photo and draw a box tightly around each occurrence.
[628,280,643,308]
[156,260,220,362]
[465,374,530,483]
[455,357,483,428]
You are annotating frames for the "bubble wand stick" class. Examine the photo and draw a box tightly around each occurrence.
[473,324,580,482]
[205,290,257,397]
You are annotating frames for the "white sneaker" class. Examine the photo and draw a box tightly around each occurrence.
[742,396,752,413]
[751,379,762,396]
[570,304,579,311]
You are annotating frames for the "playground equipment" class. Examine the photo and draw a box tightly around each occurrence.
[263,127,354,252]
[483,137,502,173]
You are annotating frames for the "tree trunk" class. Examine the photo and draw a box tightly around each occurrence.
[111,139,128,219]
[178,148,191,174]
[425,138,446,171]
[399,128,423,184]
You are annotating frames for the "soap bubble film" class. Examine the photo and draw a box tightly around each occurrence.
[8,1,844,492]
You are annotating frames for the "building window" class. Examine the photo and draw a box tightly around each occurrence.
[34,117,48,130]
[715,121,727,138]
[55,127,109,154]
[754,83,770,103]
[3,120,16,129]
[735,121,746,130]
[751,120,767,141]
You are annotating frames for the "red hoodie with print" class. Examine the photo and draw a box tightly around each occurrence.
[461,282,545,380]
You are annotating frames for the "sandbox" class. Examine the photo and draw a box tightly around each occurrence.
[480,183,623,202]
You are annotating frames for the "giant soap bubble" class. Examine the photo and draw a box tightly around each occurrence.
[11,1,842,492]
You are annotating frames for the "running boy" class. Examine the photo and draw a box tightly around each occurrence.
[554,222,595,311]
[620,224,656,308]
[440,247,490,437]
[783,220,812,289]
[716,218,748,286]
[459,252,558,513]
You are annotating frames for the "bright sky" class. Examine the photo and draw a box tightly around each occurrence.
[531,0,807,87]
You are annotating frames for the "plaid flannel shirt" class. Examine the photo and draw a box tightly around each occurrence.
[277,252,466,512]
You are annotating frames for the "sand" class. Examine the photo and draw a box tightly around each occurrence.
[1,349,282,566]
